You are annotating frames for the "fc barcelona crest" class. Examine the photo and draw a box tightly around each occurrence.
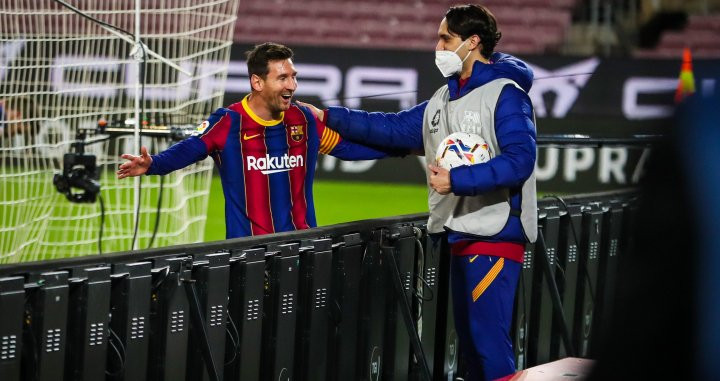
[290,125,304,142]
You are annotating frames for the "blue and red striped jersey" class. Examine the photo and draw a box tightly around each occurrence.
[146,96,393,238]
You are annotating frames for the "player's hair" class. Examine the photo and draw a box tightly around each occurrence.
[445,4,501,59]
[245,42,294,79]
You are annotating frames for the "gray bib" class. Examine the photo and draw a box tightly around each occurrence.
[422,78,537,242]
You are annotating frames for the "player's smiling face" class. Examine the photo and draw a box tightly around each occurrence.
[259,58,298,117]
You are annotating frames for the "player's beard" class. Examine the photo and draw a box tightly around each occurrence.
[259,91,291,118]
[272,93,292,114]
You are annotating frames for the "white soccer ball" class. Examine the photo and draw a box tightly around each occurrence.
[435,132,492,169]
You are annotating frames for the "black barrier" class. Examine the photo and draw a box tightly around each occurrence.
[108,262,151,381]
[382,225,417,381]
[226,248,265,381]
[513,241,534,370]
[575,203,604,358]
[358,232,386,381]
[262,243,300,381]
[295,239,333,381]
[416,224,441,379]
[327,233,363,380]
[554,202,583,359]
[66,266,111,381]
[148,257,190,381]
[592,200,624,356]
[0,276,24,381]
[0,190,640,380]
[530,206,562,365]
[187,252,230,381]
[430,236,460,380]
[23,271,70,381]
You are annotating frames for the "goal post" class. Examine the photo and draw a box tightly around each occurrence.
[0,0,240,262]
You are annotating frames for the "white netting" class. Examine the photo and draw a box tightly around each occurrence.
[0,0,240,263]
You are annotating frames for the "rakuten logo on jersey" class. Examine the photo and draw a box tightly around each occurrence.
[246,154,305,174]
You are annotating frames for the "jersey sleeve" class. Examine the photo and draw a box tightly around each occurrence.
[196,108,233,153]
[146,108,233,175]
[146,136,209,175]
[325,101,427,152]
[314,114,405,160]
[449,85,536,196]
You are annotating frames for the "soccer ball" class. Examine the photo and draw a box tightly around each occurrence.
[435,132,492,169]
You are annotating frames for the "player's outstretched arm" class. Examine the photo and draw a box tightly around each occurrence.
[298,100,425,151]
[117,146,152,179]
[307,107,411,160]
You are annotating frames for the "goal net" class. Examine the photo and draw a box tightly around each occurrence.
[0,0,240,263]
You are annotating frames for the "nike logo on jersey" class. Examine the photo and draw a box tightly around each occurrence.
[247,153,304,174]
[243,132,262,141]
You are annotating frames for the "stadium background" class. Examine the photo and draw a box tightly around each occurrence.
[205,0,720,241]
[2,0,720,257]
[0,1,718,379]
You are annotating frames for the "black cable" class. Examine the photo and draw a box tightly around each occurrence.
[411,230,434,307]
[412,232,426,321]
[105,340,124,377]
[98,194,105,255]
[386,244,432,381]
[109,327,127,363]
[414,274,435,302]
[533,72,598,81]
[105,327,127,377]
[224,310,241,365]
[151,265,170,292]
[184,278,222,381]
[318,72,598,104]
[53,0,137,40]
[555,260,566,283]
[544,195,579,246]
[224,326,238,365]
[545,194,596,304]
[147,174,164,249]
[537,229,576,357]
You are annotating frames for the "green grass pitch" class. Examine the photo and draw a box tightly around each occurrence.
[203,176,429,242]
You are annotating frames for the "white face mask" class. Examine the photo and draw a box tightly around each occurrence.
[435,39,471,78]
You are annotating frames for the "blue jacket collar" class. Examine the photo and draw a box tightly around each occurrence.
[446,53,534,100]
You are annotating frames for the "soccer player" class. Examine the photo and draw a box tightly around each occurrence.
[117,42,397,238]
[301,5,536,380]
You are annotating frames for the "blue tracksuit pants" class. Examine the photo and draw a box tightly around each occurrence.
[451,254,521,381]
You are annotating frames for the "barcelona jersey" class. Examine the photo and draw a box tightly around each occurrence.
[147,95,391,238]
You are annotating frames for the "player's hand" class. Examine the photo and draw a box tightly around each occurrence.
[428,164,452,195]
[117,146,152,179]
[296,101,325,122]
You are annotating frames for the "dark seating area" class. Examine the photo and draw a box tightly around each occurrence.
[635,13,720,58]
[234,0,578,54]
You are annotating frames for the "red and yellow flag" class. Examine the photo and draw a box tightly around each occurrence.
[674,47,696,104]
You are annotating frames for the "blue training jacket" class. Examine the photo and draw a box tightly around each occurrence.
[325,52,536,244]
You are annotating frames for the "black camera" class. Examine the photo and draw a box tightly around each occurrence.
[53,152,100,203]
